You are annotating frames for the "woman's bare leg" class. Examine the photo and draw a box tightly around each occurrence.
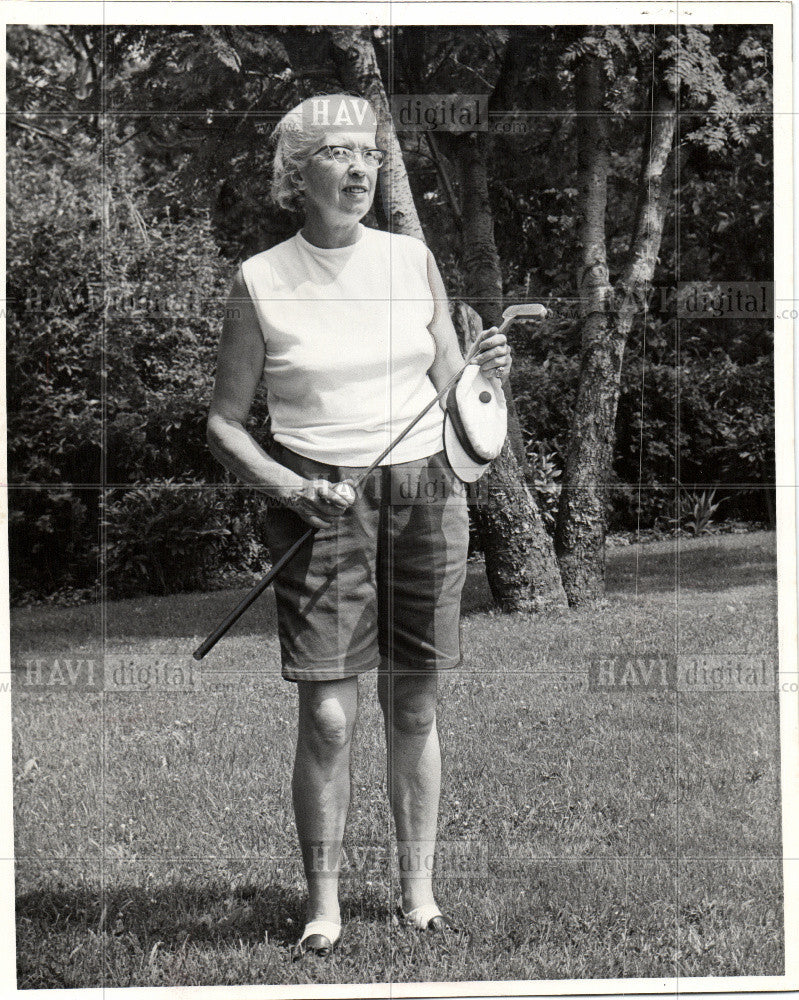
[377,668,440,913]
[293,676,359,924]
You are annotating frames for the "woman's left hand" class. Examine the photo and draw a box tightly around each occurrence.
[473,326,512,382]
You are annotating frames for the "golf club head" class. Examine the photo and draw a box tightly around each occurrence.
[498,303,548,334]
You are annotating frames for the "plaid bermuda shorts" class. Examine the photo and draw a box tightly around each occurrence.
[262,439,471,682]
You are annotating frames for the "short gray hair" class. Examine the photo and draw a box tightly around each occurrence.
[270,94,378,213]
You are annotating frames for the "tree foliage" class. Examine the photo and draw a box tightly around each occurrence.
[6,23,775,600]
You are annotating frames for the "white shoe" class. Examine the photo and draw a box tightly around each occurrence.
[398,903,460,934]
[291,918,342,960]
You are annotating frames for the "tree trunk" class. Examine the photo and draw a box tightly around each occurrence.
[328,26,424,239]
[553,55,614,605]
[452,302,567,611]
[453,130,530,469]
[555,58,676,605]
[616,93,678,338]
[441,123,566,612]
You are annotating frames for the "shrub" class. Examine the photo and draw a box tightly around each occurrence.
[680,488,727,535]
[9,489,100,603]
[513,340,774,531]
[6,142,103,487]
[6,134,248,598]
[103,191,237,483]
[526,440,562,533]
[7,106,775,599]
[103,480,271,599]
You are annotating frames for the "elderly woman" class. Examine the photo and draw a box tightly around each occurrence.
[206,94,510,959]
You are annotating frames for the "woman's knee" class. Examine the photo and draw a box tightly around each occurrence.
[298,680,358,754]
[381,676,437,736]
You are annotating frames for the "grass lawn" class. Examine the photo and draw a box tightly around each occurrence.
[11,530,783,988]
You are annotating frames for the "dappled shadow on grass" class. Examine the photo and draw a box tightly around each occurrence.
[10,601,102,655]
[606,531,775,595]
[16,878,391,956]
[16,859,784,988]
[461,531,776,613]
[105,586,281,641]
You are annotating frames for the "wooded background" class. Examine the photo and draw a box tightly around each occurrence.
[6,24,774,607]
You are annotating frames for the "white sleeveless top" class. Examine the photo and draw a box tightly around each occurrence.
[240,223,444,466]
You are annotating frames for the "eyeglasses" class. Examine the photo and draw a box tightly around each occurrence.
[313,145,385,169]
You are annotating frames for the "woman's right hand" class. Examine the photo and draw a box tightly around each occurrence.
[282,478,356,529]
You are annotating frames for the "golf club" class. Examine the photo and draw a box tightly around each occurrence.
[192,303,547,659]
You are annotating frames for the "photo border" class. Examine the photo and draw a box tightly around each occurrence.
[1,3,795,999]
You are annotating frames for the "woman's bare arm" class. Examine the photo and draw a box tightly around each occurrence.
[424,248,511,405]
[206,269,353,527]
[425,249,466,403]
[206,268,303,496]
